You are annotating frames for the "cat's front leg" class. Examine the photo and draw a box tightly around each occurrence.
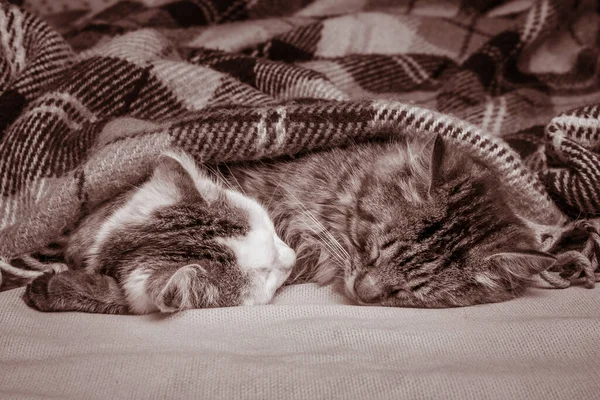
[23,270,130,314]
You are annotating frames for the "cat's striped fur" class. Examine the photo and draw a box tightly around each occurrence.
[223,135,556,307]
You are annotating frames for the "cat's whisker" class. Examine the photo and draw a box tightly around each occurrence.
[281,189,332,234]
[205,164,234,191]
[290,205,346,265]
[306,222,349,263]
[318,225,350,259]
[317,238,346,267]
[317,227,349,261]
[296,214,341,261]
[223,164,247,196]
[264,175,286,212]
[281,186,350,262]
[202,164,218,181]
[314,230,346,265]
[297,209,347,265]
[297,206,350,260]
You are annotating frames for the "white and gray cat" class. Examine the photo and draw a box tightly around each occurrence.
[24,152,296,314]
[24,134,556,314]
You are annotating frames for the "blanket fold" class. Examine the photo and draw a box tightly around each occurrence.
[1,0,599,292]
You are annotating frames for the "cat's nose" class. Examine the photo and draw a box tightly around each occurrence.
[353,274,390,304]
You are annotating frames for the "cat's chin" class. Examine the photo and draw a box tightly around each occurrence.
[331,271,361,305]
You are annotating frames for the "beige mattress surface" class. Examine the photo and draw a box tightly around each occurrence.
[1,284,600,399]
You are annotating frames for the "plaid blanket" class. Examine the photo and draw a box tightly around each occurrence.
[1,0,599,291]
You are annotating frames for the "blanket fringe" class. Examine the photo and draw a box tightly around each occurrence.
[0,255,68,291]
[540,221,600,289]
[0,258,44,280]
[18,255,68,274]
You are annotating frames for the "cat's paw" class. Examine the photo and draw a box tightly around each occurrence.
[24,270,130,314]
[23,272,55,312]
[154,264,219,313]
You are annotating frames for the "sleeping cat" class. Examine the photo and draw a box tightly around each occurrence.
[221,134,557,308]
[23,151,296,314]
[24,134,555,313]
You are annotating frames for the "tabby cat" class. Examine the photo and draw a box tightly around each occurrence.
[222,134,556,307]
[23,151,296,314]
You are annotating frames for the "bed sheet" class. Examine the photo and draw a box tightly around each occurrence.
[2,284,599,399]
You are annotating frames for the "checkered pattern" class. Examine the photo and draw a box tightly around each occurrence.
[1,0,600,290]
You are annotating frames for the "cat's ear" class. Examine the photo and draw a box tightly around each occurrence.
[487,249,556,278]
[429,134,449,191]
[155,151,220,202]
[476,250,556,291]
[154,153,197,194]
[156,264,219,312]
